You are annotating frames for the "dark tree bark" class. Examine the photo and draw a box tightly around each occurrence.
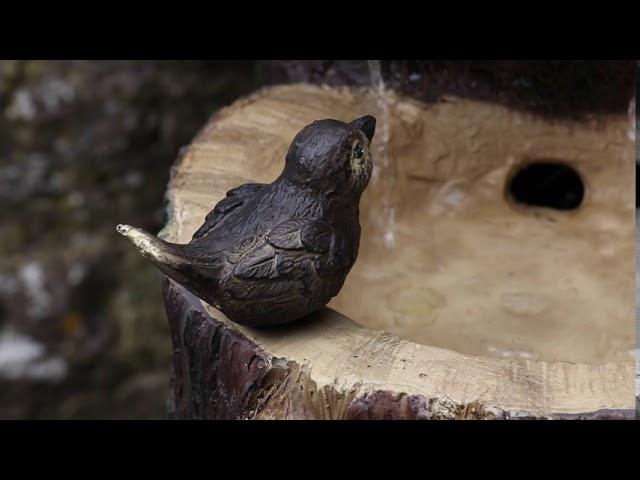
[265,60,635,120]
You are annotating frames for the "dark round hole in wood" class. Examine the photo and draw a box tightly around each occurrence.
[508,162,584,210]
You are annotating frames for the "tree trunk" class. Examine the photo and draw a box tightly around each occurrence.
[159,84,635,419]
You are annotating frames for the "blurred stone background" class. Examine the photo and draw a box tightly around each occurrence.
[0,60,634,419]
[0,60,265,419]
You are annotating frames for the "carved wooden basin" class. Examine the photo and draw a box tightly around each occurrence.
[160,84,635,419]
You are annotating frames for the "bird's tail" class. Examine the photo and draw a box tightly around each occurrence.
[116,224,185,265]
[117,224,227,310]
[116,224,198,286]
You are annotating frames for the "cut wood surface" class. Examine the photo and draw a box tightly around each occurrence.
[160,84,635,419]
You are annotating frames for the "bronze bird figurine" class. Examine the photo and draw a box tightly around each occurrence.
[117,115,376,327]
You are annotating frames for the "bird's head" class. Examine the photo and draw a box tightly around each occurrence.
[283,115,376,197]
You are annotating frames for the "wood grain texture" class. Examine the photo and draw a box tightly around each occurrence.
[160,84,635,419]
[163,278,634,419]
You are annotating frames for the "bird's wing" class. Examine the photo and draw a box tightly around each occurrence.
[225,218,342,303]
[191,183,266,240]
[266,218,332,254]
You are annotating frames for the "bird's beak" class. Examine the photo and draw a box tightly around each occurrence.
[350,115,376,142]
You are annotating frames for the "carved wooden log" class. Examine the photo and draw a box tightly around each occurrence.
[160,84,635,419]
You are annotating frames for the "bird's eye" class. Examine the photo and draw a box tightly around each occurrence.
[353,144,364,159]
